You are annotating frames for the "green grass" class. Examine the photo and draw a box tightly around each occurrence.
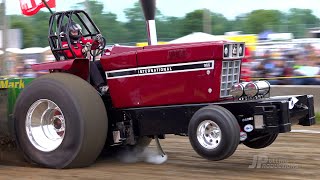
[316,112,320,124]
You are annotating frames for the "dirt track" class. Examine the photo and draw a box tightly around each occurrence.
[0,125,319,180]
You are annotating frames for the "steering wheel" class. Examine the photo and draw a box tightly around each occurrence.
[90,35,106,59]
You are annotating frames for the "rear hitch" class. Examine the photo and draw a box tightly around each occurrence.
[155,135,166,157]
[143,135,168,164]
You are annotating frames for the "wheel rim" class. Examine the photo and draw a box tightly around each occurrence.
[25,99,66,152]
[196,120,221,149]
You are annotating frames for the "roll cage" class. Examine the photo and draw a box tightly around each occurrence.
[48,10,101,61]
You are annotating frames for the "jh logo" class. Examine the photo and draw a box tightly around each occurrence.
[249,155,298,169]
[248,155,268,168]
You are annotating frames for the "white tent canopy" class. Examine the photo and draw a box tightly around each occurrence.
[20,46,51,54]
[169,32,231,44]
[6,48,22,54]
[5,46,51,54]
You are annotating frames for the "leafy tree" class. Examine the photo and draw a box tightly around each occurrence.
[124,1,165,43]
[6,0,320,48]
[99,13,130,44]
[31,11,52,47]
[286,8,320,37]
[10,15,34,48]
[123,2,146,42]
[245,10,283,33]
[211,12,230,35]
[243,9,284,34]
[157,16,184,41]
[180,9,204,35]
[229,14,247,33]
[76,0,130,44]
[179,9,231,36]
[288,8,320,25]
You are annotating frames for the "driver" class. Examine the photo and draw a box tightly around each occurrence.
[62,21,102,59]
[62,22,108,95]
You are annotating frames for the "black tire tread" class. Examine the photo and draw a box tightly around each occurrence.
[244,133,278,149]
[188,105,240,161]
[14,73,108,168]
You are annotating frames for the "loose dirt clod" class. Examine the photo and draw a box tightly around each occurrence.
[0,136,17,151]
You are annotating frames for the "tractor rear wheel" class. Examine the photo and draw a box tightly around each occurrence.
[13,73,108,168]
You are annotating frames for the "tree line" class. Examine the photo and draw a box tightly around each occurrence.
[8,1,320,48]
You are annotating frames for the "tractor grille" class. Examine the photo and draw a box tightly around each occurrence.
[220,60,241,97]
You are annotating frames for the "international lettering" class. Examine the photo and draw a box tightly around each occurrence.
[139,67,173,74]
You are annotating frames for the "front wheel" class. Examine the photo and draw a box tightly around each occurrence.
[243,133,278,149]
[188,105,240,161]
[13,73,108,168]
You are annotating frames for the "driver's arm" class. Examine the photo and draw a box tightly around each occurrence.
[81,37,100,50]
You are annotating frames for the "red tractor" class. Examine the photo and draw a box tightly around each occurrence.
[6,0,315,168]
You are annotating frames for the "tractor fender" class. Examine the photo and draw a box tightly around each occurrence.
[32,59,89,80]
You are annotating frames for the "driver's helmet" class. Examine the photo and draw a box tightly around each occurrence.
[68,21,82,41]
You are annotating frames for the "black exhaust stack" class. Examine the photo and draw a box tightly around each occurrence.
[140,0,158,45]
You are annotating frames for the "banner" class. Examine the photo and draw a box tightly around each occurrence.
[19,0,56,16]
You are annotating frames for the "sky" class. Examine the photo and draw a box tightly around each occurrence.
[6,0,320,21]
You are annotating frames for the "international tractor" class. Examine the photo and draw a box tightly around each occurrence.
[0,0,315,169]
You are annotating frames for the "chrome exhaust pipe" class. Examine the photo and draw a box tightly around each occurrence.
[140,0,158,45]
[230,81,271,99]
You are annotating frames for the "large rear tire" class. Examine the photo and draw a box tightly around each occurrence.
[188,105,240,161]
[13,73,108,168]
